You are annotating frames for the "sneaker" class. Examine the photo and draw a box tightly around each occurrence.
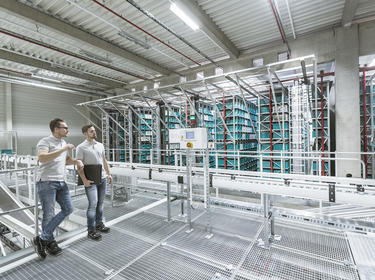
[88,230,102,241]
[96,223,110,233]
[33,236,47,260]
[45,241,62,256]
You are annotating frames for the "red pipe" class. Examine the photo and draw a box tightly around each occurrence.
[269,87,273,173]
[363,70,368,178]
[320,72,325,176]
[223,93,227,169]
[269,0,287,44]
[186,100,189,127]
[0,67,32,77]
[0,29,146,80]
[91,0,201,66]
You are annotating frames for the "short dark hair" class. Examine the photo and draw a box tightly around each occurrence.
[49,118,64,132]
[82,124,94,134]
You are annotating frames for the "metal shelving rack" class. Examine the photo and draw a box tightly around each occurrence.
[216,95,257,170]
[160,103,184,165]
[311,76,331,176]
[78,55,318,177]
[258,87,290,173]
[360,72,375,178]
[137,108,153,164]
[290,82,311,174]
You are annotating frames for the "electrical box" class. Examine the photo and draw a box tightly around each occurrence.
[169,128,213,149]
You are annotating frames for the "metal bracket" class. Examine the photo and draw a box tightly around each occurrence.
[230,175,235,180]
[158,168,162,173]
[329,184,336,202]
[209,173,213,188]
[148,168,152,180]
[284,178,290,186]
[205,233,214,239]
[356,184,365,192]
[131,166,135,170]
[104,269,114,276]
[185,228,194,234]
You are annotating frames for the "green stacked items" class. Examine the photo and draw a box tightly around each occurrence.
[216,96,257,171]
[258,88,290,173]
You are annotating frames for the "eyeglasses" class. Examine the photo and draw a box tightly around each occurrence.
[58,126,69,130]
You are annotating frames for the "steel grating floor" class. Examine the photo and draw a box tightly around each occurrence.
[1,195,371,280]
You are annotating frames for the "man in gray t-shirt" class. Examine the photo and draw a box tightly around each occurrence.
[33,118,83,260]
[76,124,112,241]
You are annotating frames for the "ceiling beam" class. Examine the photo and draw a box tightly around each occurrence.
[0,49,124,88]
[342,0,360,27]
[0,0,172,76]
[174,0,240,59]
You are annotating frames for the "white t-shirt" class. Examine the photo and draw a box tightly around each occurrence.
[37,135,67,181]
[76,140,107,179]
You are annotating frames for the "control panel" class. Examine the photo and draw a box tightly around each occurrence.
[169,128,213,149]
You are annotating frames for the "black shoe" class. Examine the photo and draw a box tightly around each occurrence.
[96,223,110,233]
[33,236,47,260]
[45,240,62,256]
[88,230,102,241]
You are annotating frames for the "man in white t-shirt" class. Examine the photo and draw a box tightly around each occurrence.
[76,124,112,241]
[33,118,83,260]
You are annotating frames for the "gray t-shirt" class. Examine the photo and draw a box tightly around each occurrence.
[37,135,67,181]
[76,140,107,179]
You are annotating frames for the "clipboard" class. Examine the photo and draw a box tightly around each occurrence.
[78,164,102,185]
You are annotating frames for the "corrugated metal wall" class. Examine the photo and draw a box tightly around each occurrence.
[11,84,90,155]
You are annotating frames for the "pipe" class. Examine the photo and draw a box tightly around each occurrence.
[125,0,218,66]
[320,72,325,176]
[360,65,375,72]
[0,28,145,81]
[0,67,32,77]
[363,70,368,178]
[269,87,274,173]
[186,100,189,127]
[91,0,201,66]
[284,0,296,39]
[269,0,291,56]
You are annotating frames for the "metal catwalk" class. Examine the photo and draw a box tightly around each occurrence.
[2,196,373,280]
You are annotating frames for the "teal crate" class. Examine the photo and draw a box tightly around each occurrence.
[1,149,12,155]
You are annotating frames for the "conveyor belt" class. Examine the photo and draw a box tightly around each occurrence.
[347,232,375,280]
[1,197,368,280]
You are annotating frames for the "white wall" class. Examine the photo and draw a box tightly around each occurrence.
[0,82,6,131]
[1,83,91,155]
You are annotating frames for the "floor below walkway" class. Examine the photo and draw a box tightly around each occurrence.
[1,192,368,280]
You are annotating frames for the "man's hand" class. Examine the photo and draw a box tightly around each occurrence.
[76,160,84,171]
[83,179,94,187]
[64,144,75,151]
[107,174,112,184]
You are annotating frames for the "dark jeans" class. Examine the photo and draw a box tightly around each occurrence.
[36,181,74,242]
[85,178,107,231]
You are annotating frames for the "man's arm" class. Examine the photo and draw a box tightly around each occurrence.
[38,143,74,163]
[66,156,84,170]
[102,155,112,184]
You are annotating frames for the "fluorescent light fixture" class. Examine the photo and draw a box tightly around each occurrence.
[170,3,199,31]
[118,31,150,49]
[32,74,62,83]
[79,50,112,64]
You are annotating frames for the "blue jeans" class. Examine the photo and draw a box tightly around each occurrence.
[85,178,107,231]
[36,181,74,242]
